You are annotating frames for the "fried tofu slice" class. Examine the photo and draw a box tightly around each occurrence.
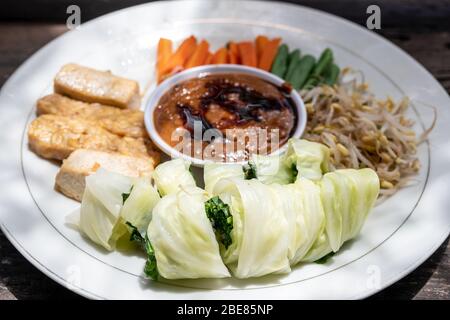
[28,114,159,163]
[54,63,141,109]
[55,149,154,201]
[37,93,146,138]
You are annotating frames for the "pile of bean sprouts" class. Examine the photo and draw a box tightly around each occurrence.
[300,68,435,197]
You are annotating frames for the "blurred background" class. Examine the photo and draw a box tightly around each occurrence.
[0,0,449,31]
[0,0,448,300]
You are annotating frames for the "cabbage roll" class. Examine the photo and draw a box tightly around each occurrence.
[152,158,196,196]
[284,139,330,181]
[77,169,159,251]
[249,153,294,185]
[204,162,244,194]
[320,168,380,252]
[147,186,230,279]
[213,178,291,278]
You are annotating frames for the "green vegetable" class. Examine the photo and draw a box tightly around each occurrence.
[270,44,289,78]
[212,178,291,278]
[205,196,234,249]
[79,169,134,251]
[313,48,334,77]
[320,168,380,252]
[324,63,340,85]
[121,178,160,234]
[148,186,230,279]
[121,186,133,204]
[284,138,331,181]
[285,49,301,82]
[315,252,335,264]
[300,230,332,263]
[303,48,333,89]
[204,163,244,194]
[77,169,160,252]
[289,55,316,90]
[243,161,257,180]
[152,158,196,196]
[249,154,294,185]
[126,222,158,280]
[272,177,326,265]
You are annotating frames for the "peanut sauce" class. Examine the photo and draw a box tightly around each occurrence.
[154,73,297,161]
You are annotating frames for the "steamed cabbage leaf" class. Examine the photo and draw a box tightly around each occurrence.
[250,153,294,185]
[147,186,230,279]
[320,168,380,252]
[121,178,160,234]
[284,139,330,181]
[79,169,133,251]
[301,230,333,263]
[204,162,244,194]
[272,178,326,265]
[77,169,160,251]
[152,158,196,196]
[213,178,290,278]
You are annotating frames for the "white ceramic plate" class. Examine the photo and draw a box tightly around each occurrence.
[0,0,449,300]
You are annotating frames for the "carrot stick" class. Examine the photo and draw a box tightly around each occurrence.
[204,52,213,65]
[212,47,228,64]
[160,35,197,76]
[255,35,269,63]
[185,40,210,68]
[238,41,257,67]
[156,38,173,82]
[258,38,281,71]
[228,50,238,64]
[227,42,240,64]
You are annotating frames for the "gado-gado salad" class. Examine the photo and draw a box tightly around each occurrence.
[26,34,433,281]
[69,141,380,280]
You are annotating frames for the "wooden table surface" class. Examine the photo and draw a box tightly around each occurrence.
[0,0,449,300]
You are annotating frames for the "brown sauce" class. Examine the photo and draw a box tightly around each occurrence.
[154,73,297,162]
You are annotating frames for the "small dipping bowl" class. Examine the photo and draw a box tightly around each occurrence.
[144,64,307,167]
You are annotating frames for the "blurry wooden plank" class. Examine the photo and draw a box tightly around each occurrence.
[372,238,450,300]
[0,0,450,31]
[0,230,82,300]
[380,29,450,92]
[0,23,67,87]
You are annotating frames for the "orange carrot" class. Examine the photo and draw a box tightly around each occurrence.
[258,38,281,71]
[204,52,213,65]
[255,35,269,63]
[160,35,197,76]
[156,38,173,82]
[185,40,210,68]
[227,42,240,64]
[238,41,257,67]
[212,47,228,64]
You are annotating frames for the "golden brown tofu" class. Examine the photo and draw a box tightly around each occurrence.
[28,115,159,163]
[37,94,146,138]
[54,63,141,109]
[55,149,154,201]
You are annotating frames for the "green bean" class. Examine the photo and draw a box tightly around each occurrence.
[312,48,333,77]
[289,55,316,90]
[271,44,289,78]
[303,48,334,89]
[324,63,340,85]
[285,49,301,82]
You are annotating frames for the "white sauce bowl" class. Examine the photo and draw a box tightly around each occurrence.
[144,64,307,167]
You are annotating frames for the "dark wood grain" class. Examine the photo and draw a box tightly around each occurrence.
[1,0,450,31]
[0,0,449,300]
